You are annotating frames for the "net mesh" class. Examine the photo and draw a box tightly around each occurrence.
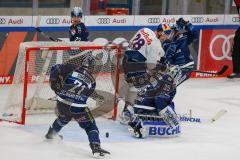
[0,41,121,124]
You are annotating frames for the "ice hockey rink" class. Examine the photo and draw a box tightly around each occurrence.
[0,78,239,160]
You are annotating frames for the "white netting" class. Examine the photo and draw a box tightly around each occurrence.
[0,41,121,124]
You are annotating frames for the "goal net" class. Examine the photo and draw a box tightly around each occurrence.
[0,41,121,124]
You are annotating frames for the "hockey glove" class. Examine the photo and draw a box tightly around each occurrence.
[156,57,169,72]
[50,75,64,93]
[176,18,190,32]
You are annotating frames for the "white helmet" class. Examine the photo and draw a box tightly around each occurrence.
[71,7,83,17]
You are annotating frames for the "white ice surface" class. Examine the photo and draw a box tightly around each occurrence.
[0,78,240,160]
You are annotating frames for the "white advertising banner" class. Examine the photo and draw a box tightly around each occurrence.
[134,15,182,26]
[0,16,32,27]
[224,14,240,25]
[85,15,134,26]
[183,15,225,25]
[32,16,77,27]
[0,15,237,27]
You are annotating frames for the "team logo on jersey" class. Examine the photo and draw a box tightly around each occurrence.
[140,29,152,45]
[71,29,76,35]
[77,26,82,32]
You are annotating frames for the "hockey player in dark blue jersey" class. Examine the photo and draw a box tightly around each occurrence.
[157,18,197,86]
[69,7,89,41]
[152,18,198,114]
[45,55,110,158]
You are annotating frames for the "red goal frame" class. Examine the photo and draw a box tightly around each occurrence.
[9,45,121,125]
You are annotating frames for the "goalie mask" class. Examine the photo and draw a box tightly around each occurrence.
[81,54,95,73]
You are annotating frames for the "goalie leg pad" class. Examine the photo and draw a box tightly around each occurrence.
[129,114,181,138]
[143,120,181,137]
[159,105,179,128]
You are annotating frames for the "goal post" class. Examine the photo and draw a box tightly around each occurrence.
[0,41,122,125]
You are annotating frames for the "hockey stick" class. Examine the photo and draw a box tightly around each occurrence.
[35,16,62,42]
[135,109,227,124]
[180,109,227,124]
[192,65,228,76]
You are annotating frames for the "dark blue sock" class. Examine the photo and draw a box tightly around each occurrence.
[87,129,100,144]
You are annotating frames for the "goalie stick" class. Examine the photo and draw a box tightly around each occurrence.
[135,109,227,124]
[192,65,228,76]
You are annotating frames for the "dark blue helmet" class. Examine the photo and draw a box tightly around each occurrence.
[71,7,83,17]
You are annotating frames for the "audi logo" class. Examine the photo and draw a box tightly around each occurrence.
[209,34,234,61]
[46,18,60,24]
[232,17,240,22]
[0,18,6,24]
[97,18,110,24]
[148,18,161,24]
[191,17,204,23]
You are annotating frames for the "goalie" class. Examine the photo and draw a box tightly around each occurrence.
[45,55,110,158]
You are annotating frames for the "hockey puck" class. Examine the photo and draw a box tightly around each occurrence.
[105,132,109,138]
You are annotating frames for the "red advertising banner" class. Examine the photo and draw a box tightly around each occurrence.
[0,75,13,84]
[196,29,235,78]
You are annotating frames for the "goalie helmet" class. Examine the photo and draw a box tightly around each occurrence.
[71,7,83,17]
[66,53,96,73]
[79,54,96,73]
